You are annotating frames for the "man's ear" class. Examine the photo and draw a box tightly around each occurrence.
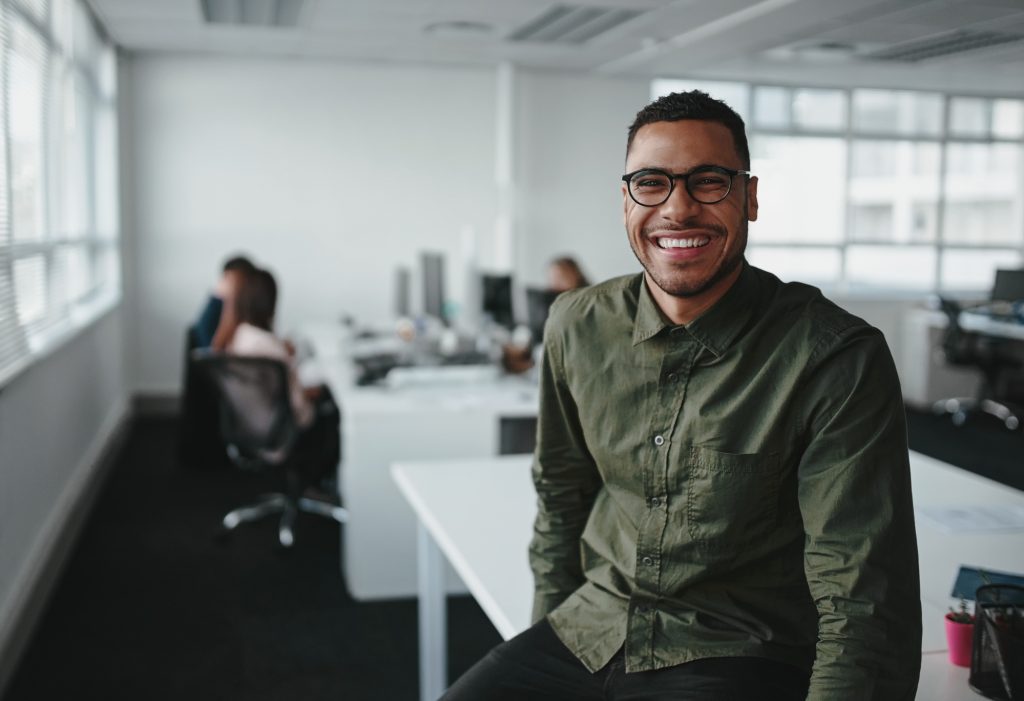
[746,176,759,222]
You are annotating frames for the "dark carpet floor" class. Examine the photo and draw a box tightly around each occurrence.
[3,417,502,701]
[4,407,1022,700]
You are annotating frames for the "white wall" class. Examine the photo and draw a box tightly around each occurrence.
[513,71,647,288]
[0,309,129,670]
[125,55,501,394]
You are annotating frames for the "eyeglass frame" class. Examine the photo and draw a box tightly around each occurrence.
[621,165,752,206]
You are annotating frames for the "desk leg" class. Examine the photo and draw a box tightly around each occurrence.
[418,522,447,701]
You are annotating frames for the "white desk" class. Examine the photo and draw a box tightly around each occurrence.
[303,322,539,600]
[393,452,1024,701]
[959,309,1024,341]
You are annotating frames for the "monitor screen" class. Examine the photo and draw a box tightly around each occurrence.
[525,287,561,344]
[481,274,514,329]
[421,252,446,323]
[394,266,411,318]
[991,268,1024,302]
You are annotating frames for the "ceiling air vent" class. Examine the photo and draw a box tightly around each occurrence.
[200,0,304,28]
[507,4,644,45]
[864,29,1023,63]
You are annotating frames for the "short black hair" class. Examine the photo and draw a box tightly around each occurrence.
[234,268,277,332]
[626,90,750,168]
[222,255,256,274]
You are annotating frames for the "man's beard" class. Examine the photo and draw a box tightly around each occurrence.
[630,217,747,299]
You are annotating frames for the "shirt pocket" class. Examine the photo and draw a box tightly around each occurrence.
[685,446,780,558]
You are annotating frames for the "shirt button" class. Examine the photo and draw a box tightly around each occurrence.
[649,497,661,507]
[642,556,654,566]
[666,372,678,383]
[653,435,665,446]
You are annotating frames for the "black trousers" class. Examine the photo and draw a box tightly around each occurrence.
[442,620,810,701]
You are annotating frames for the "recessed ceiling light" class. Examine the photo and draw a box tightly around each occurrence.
[423,21,495,38]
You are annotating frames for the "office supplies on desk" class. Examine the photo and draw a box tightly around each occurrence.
[951,566,1024,600]
[385,364,499,389]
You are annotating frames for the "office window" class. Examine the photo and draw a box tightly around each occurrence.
[652,80,1024,294]
[0,0,120,387]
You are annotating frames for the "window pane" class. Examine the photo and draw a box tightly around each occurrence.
[95,105,118,240]
[753,86,789,128]
[53,70,91,240]
[849,141,941,243]
[846,246,936,290]
[651,79,749,122]
[10,20,47,242]
[14,256,47,324]
[750,136,846,243]
[943,143,1024,246]
[992,99,1024,139]
[949,97,989,137]
[852,89,942,136]
[941,249,1023,291]
[792,89,846,131]
[746,247,841,285]
[54,244,90,304]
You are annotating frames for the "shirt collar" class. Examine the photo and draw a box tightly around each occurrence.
[632,261,759,358]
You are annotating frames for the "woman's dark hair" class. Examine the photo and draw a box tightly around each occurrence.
[222,254,256,275]
[234,268,277,332]
[626,90,750,168]
[551,256,590,288]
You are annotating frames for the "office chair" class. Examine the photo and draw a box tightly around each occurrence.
[931,297,1022,431]
[192,352,347,547]
[178,328,229,469]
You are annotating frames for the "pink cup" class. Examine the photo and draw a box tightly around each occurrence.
[944,615,974,667]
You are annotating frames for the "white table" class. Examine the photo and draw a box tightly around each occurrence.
[393,452,1024,701]
[959,309,1024,341]
[302,322,539,600]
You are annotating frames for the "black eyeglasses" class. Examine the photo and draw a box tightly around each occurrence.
[622,165,751,206]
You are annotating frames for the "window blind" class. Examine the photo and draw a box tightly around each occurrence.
[0,0,119,388]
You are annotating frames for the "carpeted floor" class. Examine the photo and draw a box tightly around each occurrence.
[3,417,502,701]
[4,407,1022,700]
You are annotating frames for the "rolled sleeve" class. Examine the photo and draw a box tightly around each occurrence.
[797,327,922,700]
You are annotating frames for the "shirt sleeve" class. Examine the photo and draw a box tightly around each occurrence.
[528,306,602,623]
[797,325,922,701]
[192,295,223,348]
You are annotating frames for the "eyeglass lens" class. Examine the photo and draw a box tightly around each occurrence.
[628,169,733,206]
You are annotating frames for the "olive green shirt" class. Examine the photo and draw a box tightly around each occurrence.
[529,263,921,700]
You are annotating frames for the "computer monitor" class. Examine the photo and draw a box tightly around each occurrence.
[481,273,514,329]
[421,252,446,323]
[394,266,411,318]
[525,287,561,344]
[991,268,1024,302]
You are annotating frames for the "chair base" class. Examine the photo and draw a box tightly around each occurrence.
[932,397,1021,431]
[222,492,348,548]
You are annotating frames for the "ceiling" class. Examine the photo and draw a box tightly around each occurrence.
[86,0,1024,96]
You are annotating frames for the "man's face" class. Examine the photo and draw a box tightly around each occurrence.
[623,120,758,300]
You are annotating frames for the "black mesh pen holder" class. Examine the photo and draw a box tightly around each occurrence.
[970,584,1024,700]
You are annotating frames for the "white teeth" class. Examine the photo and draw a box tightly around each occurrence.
[657,236,710,249]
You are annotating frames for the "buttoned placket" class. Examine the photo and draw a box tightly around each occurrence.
[627,326,699,669]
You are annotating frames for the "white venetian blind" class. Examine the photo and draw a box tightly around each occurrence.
[0,0,119,388]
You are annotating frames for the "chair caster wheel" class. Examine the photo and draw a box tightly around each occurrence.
[952,411,967,427]
[1006,416,1020,431]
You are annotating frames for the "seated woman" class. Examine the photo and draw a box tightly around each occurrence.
[227,267,339,490]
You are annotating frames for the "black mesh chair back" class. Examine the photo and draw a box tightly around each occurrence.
[194,353,297,465]
[190,351,347,547]
[937,297,975,366]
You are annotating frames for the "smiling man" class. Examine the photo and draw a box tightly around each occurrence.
[443,91,922,701]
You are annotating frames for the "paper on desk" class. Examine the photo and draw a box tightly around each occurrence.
[917,504,1024,533]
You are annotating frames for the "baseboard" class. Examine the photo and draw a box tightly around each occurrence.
[0,397,132,697]
[133,392,180,417]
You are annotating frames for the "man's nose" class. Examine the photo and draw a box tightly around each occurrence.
[660,179,703,219]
